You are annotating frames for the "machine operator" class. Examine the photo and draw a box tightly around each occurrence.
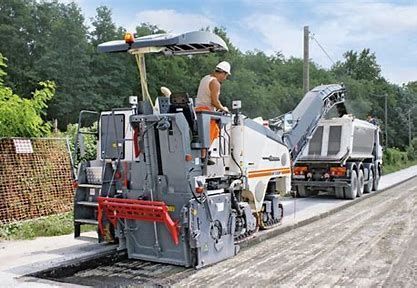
[195,61,231,146]
[195,61,231,113]
[195,61,231,164]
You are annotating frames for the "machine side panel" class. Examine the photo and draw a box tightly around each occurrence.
[242,119,291,211]
[158,114,196,193]
[125,192,192,267]
[100,114,125,159]
[189,194,236,269]
[124,113,196,267]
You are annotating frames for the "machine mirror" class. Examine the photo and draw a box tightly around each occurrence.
[232,100,242,110]
[129,96,138,105]
[283,113,293,132]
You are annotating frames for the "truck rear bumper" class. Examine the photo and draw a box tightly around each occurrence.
[292,180,350,188]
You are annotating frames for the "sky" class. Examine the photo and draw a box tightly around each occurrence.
[68,0,417,85]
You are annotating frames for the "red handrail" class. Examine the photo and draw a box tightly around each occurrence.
[97,197,179,245]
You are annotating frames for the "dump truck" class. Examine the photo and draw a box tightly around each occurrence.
[72,30,346,268]
[292,115,383,199]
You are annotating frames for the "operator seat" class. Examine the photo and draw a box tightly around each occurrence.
[168,92,197,134]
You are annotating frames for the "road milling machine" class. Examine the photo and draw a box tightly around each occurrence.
[73,31,346,268]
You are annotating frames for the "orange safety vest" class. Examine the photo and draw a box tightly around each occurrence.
[195,106,220,144]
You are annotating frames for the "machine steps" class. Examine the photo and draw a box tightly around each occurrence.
[76,201,99,207]
[74,218,99,225]
[77,183,102,189]
[74,182,101,238]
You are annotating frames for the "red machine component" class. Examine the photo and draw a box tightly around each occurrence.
[133,127,141,157]
[122,162,129,188]
[97,197,179,245]
[293,166,308,176]
[329,166,347,177]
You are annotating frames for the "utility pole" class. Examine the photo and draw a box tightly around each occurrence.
[303,26,309,95]
[407,105,416,147]
[409,110,412,147]
[384,94,388,148]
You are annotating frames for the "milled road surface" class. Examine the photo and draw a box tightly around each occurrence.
[55,177,417,287]
[177,177,417,287]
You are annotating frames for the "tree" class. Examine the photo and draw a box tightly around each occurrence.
[0,54,55,137]
[135,23,165,37]
[1,1,416,149]
[332,49,381,81]
[0,0,37,97]
[32,1,93,128]
[88,6,136,112]
[90,6,117,46]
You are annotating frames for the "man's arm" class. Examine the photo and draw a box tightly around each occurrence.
[209,79,228,112]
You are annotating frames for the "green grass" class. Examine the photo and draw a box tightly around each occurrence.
[383,159,417,175]
[0,211,96,240]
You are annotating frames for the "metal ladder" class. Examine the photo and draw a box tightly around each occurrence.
[72,110,101,238]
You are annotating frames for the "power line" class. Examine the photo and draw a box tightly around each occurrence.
[309,32,336,66]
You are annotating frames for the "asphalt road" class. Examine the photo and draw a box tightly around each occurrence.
[281,164,417,223]
[176,176,417,287]
[49,176,417,287]
[3,164,417,287]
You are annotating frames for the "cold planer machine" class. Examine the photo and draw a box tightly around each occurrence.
[73,31,346,268]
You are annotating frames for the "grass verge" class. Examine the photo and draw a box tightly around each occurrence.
[0,211,96,241]
[383,159,417,175]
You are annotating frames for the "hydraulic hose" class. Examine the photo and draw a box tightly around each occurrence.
[229,179,243,217]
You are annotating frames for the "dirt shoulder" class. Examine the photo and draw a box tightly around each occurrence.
[175,177,417,287]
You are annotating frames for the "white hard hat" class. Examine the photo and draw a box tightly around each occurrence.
[216,61,231,75]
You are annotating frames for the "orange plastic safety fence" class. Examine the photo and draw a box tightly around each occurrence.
[0,138,73,224]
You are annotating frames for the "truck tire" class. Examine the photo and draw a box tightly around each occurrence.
[345,170,358,199]
[296,185,309,197]
[373,166,380,191]
[364,167,374,193]
[335,187,344,199]
[357,169,364,197]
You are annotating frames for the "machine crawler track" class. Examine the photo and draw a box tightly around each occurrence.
[260,217,282,230]
[235,227,257,243]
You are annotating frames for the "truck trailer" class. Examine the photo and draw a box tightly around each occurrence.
[292,115,383,199]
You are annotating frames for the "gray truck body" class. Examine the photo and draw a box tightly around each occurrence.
[292,115,383,199]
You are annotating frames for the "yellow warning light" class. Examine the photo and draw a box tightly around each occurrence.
[124,32,134,44]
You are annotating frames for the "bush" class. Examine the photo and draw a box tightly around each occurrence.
[406,145,415,161]
[383,147,408,166]
[383,147,417,174]
[407,138,417,160]
[0,54,55,137]
[64,122,98,167]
